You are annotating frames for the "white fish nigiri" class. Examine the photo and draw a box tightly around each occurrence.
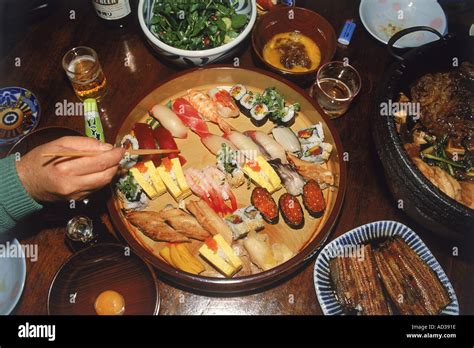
[271,126,301,154]
[149,104,187,139]
[244,130,288,164]
[224,131,261,160]
[201,133,237,156]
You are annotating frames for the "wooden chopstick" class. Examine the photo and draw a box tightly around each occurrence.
[42,149,180,158]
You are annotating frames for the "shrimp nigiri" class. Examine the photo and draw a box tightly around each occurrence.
[208,88,240,118]
[185,90,234,134]
[202,166,237,212]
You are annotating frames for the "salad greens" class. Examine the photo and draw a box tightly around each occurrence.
[150,0,249,50]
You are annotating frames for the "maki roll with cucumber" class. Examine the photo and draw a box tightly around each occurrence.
[279,193,304,229]
[250,103,269,127]
[229,84,247,102]
[239,92,257,117]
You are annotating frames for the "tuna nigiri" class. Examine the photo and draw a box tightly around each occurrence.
[200,133,237,156]
[172,98,209,136]
[149,104,187,139]
[133,123,161,166]
[224,131,261,161]
[153,125,186,166]
[244,130,288,164]
[208,88,240,118]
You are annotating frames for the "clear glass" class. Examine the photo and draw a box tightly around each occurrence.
[62,46,107,101]
[310,61,361,119]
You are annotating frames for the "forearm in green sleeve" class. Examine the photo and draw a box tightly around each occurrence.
[0,155,43,234]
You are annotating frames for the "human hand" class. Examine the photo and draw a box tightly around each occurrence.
[16,136,125,202]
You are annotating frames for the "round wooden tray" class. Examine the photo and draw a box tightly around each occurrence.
[107,66,346,294]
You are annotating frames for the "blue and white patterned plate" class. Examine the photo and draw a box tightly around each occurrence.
[314,220,459,315]
[0,87,40,146]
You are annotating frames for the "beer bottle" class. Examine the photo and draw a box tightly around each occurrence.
[92,0,131,28]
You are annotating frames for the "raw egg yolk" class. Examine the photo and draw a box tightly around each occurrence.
[94,290,125,315]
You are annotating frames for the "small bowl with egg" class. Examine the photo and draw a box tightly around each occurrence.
[251,6,337,85]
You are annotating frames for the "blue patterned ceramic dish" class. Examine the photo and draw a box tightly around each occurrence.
[138,0,257,67]
[314,220,459,315]
[0,87,40,146]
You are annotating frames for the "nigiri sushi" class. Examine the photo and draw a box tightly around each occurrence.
[185,90,234,134]
[268,159,305,196]
[271,126,301,154]
[149,104,187,139]
[224,131,261,161]
[201,133,237,156]
[172,98,209,136]
[208,88,240,118]
[244,130,288,164]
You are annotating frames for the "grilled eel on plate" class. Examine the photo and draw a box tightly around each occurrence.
[374,237,450,315]
[330,244,391,315]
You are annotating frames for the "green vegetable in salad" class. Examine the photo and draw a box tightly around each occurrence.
[150,0,249,50]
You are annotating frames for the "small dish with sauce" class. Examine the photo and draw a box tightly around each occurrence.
[252,7,337,85]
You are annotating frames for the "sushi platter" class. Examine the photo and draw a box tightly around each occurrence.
[108,66,345,293]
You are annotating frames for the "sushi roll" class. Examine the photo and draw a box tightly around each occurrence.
[278,193,304,229]
[116,173,150,211]
[119,134,139,168]
[224,206,264,240]
[239,93,256,117]
[250,103,269,127]
[225,213,249,240]
[229,84,247,102]
[242,205,264,232]
[277,105,297,127]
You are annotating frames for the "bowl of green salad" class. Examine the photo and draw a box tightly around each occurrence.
[138,0,257,66]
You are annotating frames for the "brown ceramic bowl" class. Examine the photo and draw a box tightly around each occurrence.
[252,7,337,86]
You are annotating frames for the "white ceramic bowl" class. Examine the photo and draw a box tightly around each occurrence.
[138,0,257,66]
[359,0,447,48]
[0,239,26,315]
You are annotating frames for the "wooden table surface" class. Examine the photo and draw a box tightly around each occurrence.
[1,0,472,315]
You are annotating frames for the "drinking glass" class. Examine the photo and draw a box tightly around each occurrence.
[310,61,361,118]
[62,46,107,101]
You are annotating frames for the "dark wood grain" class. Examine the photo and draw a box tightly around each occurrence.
[1,0,472,315]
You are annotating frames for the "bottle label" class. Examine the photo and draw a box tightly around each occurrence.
[93,0,131,20]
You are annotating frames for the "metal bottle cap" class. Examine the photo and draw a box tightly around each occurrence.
[66,215,96,243]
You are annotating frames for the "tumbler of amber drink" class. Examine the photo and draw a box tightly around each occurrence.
[62,47,107,101]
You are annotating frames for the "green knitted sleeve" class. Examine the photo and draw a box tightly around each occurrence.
[0,155,43,234]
